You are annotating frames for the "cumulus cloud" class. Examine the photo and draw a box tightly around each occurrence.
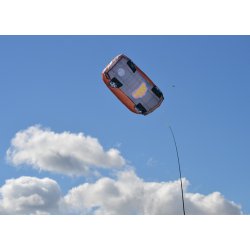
[2,126,242,214]
[63,170,242,215]
[6,125,126,176]
[0,172,242,215]
[0,176,61,214]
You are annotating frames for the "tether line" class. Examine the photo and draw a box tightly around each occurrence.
[169,126,186,215]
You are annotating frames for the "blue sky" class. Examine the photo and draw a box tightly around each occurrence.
[0,36,249,214]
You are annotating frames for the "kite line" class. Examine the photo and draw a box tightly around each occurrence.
[169,126,186,215]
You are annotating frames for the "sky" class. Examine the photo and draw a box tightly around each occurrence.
[0,35,249,214]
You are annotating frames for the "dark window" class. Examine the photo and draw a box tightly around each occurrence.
[135,103,147,114]
[110,77,123,88]
[127,60,136,73]
[151,86,163,98]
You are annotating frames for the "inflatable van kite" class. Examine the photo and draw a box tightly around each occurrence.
[102,54,164,115]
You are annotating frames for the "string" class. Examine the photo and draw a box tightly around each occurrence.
[169,126,186,215]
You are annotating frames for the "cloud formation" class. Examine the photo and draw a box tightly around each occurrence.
[63,170,242,215]
[0,171,242,215]
[2,126,242,215]
[6,125,126,176]
[0,176,61,214]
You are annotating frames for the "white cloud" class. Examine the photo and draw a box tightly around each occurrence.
[6,125,126,176]
[0,176,61,214]
[63,170,242,215]
[0,172,242,215]
[2,126,243,215]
